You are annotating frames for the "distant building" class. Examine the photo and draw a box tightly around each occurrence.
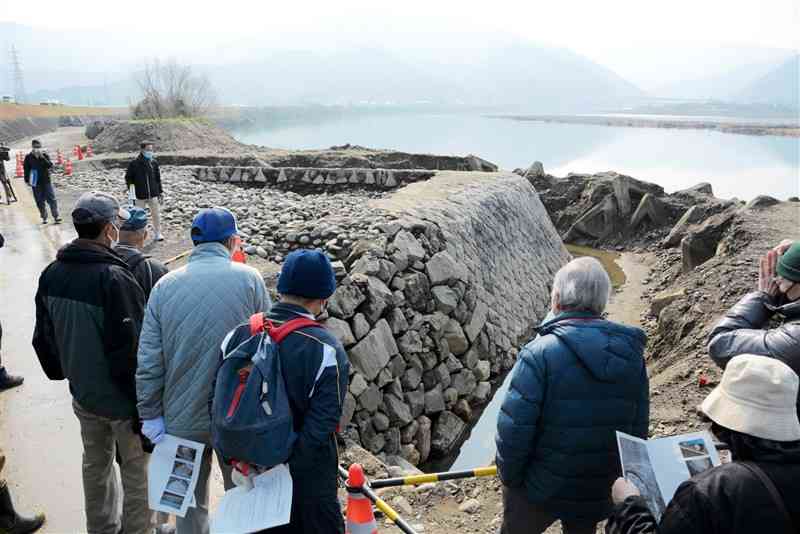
[1,95,15,104]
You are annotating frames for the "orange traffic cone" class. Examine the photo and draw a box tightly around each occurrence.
[86,145,94,158]
[77,146,84,160]
[64,158,73,176]
[345,464,378,534]
[73,145,79,157]
[56,149,64,165]
[232,249,246,263]
[15,157,23,178]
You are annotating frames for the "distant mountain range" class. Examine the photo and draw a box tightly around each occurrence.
[3,21,796,111]
[737,55,798,107]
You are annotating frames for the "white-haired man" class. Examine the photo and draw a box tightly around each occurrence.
[496,257,649,534]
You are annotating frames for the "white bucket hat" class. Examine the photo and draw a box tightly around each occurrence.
[702,354,800,442]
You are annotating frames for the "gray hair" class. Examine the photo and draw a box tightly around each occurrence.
[551,257,611,315]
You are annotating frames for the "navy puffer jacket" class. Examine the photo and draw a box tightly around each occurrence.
[496,312,649,522]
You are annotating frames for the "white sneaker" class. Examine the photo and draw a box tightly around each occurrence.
[155,232,165,242]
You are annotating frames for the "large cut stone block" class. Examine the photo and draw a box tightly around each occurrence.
[348,319,397,380]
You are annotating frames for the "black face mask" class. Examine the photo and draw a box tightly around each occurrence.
[712,422,800,463]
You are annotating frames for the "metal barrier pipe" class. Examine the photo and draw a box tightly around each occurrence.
[339,466,418,534]
[369,465,498,489]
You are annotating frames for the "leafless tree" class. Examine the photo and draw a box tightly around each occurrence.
[132,58,217,119]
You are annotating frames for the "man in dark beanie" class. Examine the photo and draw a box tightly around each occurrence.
[23,140,60,224]
[220,249,349,534]
[708,239,800,407]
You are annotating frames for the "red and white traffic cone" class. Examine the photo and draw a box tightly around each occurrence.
[345,464,378,534]
[15,158,23,178]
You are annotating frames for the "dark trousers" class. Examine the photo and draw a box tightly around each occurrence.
[501,485,598,534]
[32,182,59,221]
[259,493,344,534]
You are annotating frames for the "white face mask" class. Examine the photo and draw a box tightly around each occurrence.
[109,223,120,248]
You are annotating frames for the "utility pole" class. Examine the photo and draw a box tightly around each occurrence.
[10,45,27,104]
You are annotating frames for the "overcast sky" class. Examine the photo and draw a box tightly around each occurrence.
[2,0,798,89]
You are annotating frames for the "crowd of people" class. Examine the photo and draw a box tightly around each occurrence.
[0,138,797,534]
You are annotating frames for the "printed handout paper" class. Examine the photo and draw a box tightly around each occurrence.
[617,430,721,522]
[211,463,293,534]
[147,435,206,518]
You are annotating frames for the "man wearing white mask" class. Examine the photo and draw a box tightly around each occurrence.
[125,141,164,241]
[32,192,151,534]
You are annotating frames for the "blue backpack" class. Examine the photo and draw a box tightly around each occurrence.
[211,313,321,470]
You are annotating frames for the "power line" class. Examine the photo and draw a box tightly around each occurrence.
[10,45,27,104]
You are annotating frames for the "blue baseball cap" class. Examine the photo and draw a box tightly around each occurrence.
[120,207,148,231]
[191,207,238,244]
[277,249,337,299]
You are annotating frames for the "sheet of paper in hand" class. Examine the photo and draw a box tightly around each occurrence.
[211,463,293,533]
[147,435,206,518]
[616,430,721,522]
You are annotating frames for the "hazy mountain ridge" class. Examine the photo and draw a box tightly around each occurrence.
[737,55,799,107]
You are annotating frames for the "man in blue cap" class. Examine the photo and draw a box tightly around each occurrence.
[136,207,270,534]
[114,207,169,300]
[220,248,349,534]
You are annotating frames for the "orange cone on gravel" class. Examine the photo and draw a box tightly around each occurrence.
[345,464,378,534]
[15,157,23,178]
[76,146,84,160]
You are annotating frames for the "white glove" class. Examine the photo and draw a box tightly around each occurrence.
[142,417,166,444]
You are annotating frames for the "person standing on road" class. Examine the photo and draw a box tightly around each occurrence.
[495,257,649,534]
[125,141,164,241]
[137,207,270,534]
[220,249,349,534]
[32,192,151,534]
[114,207,169,300]
[0,232,24,391]
[23,140,60,224]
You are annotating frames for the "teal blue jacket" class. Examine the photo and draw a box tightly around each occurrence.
[496,311,649,522]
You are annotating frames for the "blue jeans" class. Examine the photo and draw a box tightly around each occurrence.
[32,182,59,221]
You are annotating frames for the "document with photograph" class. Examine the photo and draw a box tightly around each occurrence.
[147,435,206,518]
[616,431,721,522]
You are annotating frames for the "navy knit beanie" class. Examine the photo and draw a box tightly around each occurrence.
[777,242,800,283]
[277,249,337,299]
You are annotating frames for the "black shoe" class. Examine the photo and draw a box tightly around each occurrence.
[53,218,62,225]
[40,219,48,225]
[0,369,24,391]
[0,481,45,534]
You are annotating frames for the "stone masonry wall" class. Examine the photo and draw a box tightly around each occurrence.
[328,172,570,465]
[192,166,435,193]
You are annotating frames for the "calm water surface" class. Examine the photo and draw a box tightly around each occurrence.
[231,113,799,201]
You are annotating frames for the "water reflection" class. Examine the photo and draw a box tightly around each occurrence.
[230,113,799,201]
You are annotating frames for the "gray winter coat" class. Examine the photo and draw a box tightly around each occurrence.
[136,243,270,443]
[708,291,800,408]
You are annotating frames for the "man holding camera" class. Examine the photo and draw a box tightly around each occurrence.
[23,140,60,224]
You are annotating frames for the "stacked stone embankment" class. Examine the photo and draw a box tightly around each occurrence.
[331,171,569,464]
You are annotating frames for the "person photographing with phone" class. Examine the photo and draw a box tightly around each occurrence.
[23,140,60,224]
[125,141,164,241]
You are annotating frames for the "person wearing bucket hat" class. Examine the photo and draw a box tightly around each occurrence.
[217,249,349,533]
[606,355,800,534]
[136,207,269,534]
[708,240,800,412]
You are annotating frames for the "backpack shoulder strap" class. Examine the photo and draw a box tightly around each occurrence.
[267,318,323,344]
[740,461,796,532]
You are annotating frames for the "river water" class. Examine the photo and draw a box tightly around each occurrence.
[230,112,800,201]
